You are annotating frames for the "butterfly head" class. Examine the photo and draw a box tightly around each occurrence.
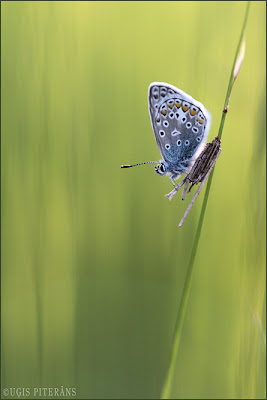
[155,161,168,176]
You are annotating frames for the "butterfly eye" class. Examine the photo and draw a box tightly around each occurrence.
[157,163,166,173]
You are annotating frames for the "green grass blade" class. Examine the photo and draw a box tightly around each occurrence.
[161,2,251,398]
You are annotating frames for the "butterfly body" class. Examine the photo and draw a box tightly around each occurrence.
[148,82,211,184]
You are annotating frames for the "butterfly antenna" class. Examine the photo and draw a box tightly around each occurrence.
[121,161,158,168]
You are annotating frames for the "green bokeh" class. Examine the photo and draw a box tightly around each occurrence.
[2,1,266,399]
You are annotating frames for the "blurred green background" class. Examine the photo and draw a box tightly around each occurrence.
[1,1,266,399]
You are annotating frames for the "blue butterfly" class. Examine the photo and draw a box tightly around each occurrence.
[121,82,211,187]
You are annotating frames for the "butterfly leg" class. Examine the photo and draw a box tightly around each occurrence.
[170,174,182,188]
[166,176,186,200]
[170,177,177,188]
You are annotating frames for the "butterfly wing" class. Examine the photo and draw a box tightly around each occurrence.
[148,82,211,170]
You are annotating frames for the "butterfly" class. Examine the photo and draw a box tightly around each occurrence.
[121,82,211,187]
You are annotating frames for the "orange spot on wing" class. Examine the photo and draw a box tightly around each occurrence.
[168,104,174,109]
[190,109,198,116]
[161,110,167,116]
[156,117,160,122]
[175,102,182,108]
[182,105,190,112]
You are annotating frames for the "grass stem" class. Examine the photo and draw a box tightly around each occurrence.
[161,2,251,398]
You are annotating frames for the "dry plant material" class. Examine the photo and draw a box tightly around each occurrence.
[165,136,222,227]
